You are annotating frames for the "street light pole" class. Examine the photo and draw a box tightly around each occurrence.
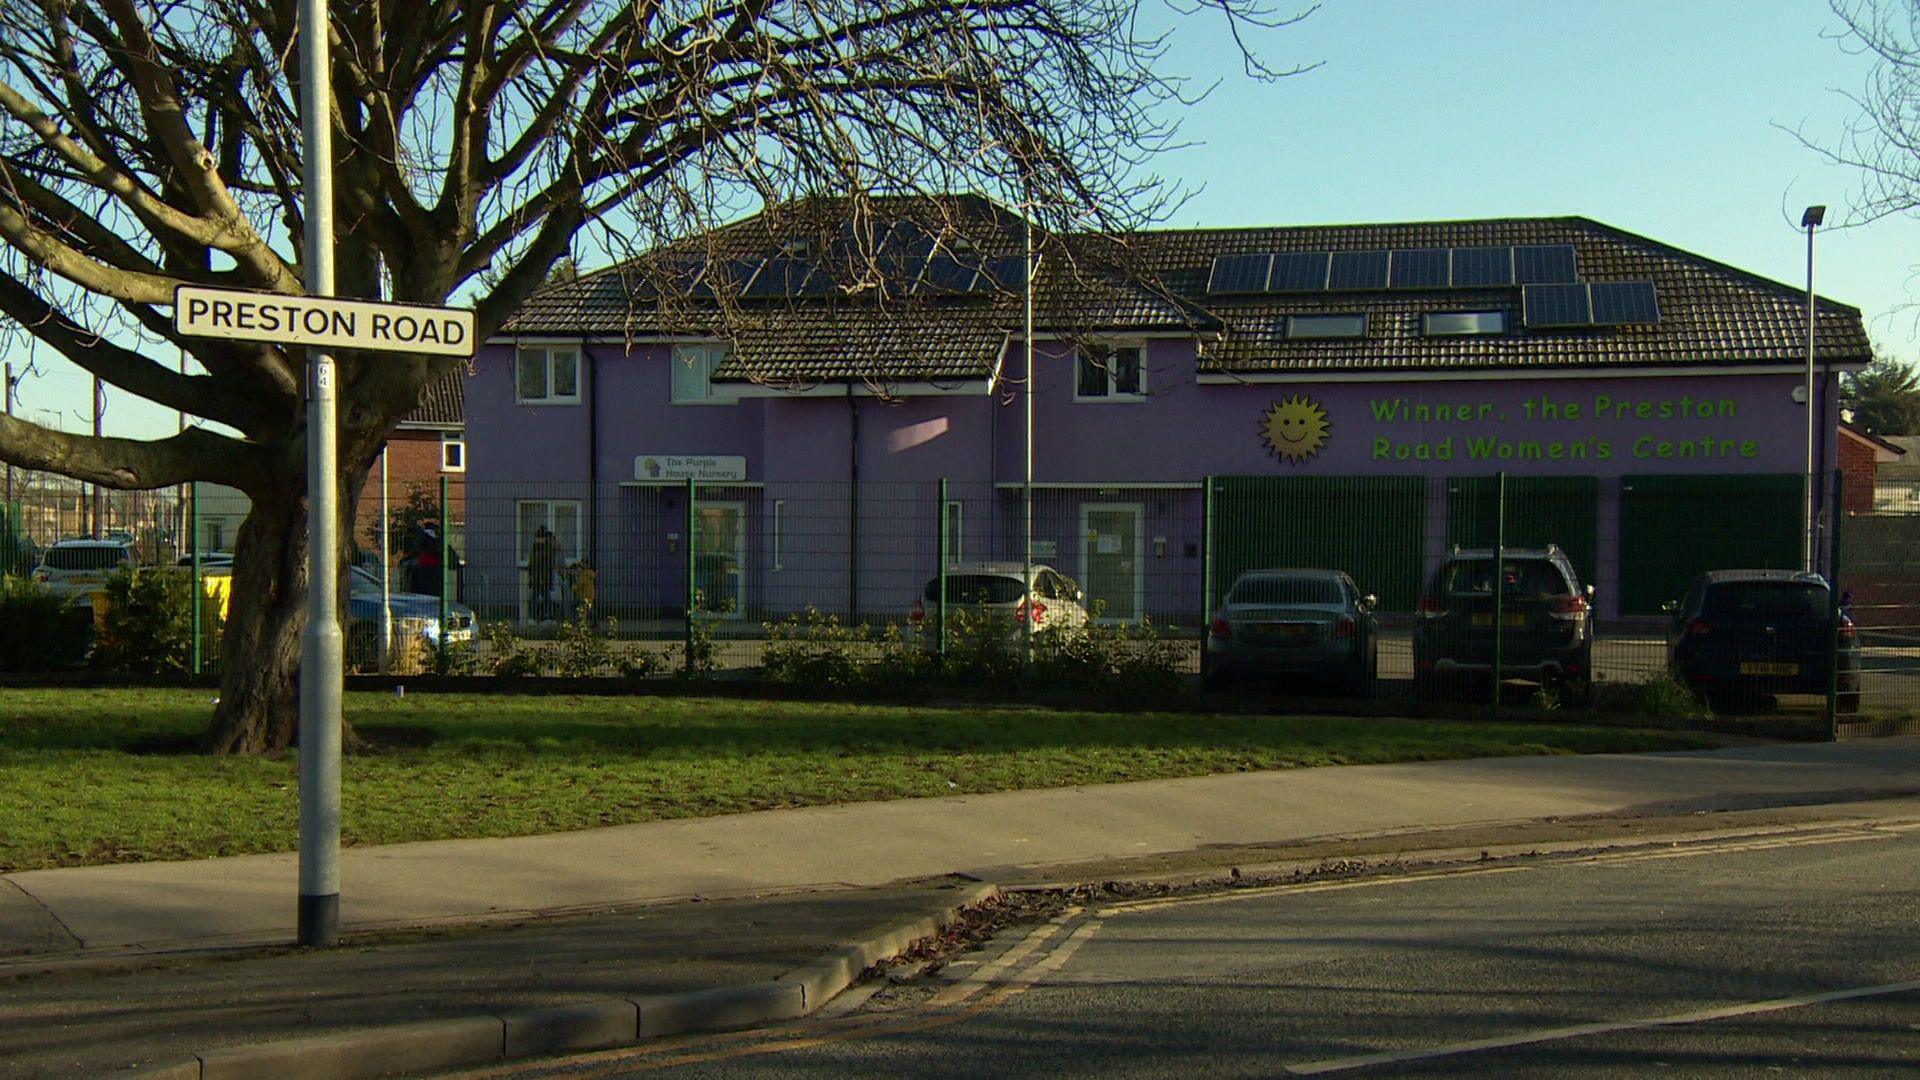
[1802,205,1825,574]
[297,0,344,947]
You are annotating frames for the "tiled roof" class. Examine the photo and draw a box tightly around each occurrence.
[397,369,464,428]
[1122,217,1870,375]
[497,203,1871,383]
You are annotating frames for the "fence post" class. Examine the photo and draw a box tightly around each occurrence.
[1491,470,1506,724]
[438,475,450,669]
[1200,475,1215,683]
[937,478,949,661]
[189,481,201,676]
[1828,469,1844,740]
[685,477,696,676]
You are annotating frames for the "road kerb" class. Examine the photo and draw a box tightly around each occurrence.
[195,1015,506,1080]
[141,881,1000,1079]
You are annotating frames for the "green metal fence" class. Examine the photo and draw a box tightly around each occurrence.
[7,466,1908,734]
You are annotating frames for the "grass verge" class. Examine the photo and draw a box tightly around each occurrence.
[0,688,1716,872]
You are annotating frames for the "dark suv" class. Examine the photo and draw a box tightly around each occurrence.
[1665,570,1860,713]
[1413,545,1593,700]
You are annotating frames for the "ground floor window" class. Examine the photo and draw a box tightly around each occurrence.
[517,499,582,620]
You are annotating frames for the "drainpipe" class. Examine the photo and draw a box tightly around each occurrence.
[847,384,859,620]
[584,339,599,568]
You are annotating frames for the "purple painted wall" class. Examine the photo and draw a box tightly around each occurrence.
[466,338,1841,623]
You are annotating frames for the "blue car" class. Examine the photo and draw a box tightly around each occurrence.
[1206,568,1378,694]
[1665,570,1860,713]
[348,566,475,649]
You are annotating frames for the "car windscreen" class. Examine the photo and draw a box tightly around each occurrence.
[1439,559,1569,597]
[42,547,129,570]
[925,574,1026,604]
[1227,575,1342,605]
[1702,581,1827,619]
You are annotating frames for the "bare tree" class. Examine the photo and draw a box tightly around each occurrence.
[0,0,1308,752]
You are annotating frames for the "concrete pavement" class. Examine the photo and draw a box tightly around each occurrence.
[5,738,1920,1077]
[7,738,1920,960]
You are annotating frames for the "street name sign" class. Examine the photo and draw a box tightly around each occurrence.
[173,286,475,357]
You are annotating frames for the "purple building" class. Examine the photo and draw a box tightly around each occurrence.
[464,197,1871,626]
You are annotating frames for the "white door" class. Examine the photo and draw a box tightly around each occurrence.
[693,500,746,617]
[1079,503,1144,622]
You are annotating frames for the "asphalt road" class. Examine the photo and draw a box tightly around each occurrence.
[472,819,1920,1078]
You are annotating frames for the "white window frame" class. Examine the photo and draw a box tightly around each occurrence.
[440,431,466,473]
[514,345,581,406]
[515,499,584,565]
[671,342,738,405]
[1074,341,1148,403]
[943,500,964,564]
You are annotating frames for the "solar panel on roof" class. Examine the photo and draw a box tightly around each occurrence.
[1208,254,1272,294]
[1328,250,1389,290]
[974,256,1029,293]
[1589,281,1660,324]
[1390,248,1450,289]
[1267,251,1330,292]
[1522,283,1593,327]
[1450,246,1513,287]
[1514,245,1578,284]
[916,254,981,294]
[741,257,816,298]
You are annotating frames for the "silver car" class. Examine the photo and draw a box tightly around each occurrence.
[908,562,1091,639]
[1206,568,1378,694]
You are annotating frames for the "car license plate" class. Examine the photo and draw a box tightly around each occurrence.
[1251,622,1313,644]
[70,575,101,586]
[1471,613,1527,627]
[1740,662,1800,676]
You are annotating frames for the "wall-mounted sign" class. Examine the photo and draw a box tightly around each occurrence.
[634,454,747,481]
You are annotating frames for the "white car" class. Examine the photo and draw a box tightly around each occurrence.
[907,562,1091,637]
[32,539,136,600]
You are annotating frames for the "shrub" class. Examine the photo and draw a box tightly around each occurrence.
[92,568,194,675]
[1032,610,1186,698]
[1585,673,1711,724]
[483,620,544,678]
[556,615,619,677]
[620,645,668,681]
[761,608,872,688]
[0,574,89,672]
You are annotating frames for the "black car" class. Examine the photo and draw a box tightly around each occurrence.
[1665,570,1860,713]
[1205,568,1379,694]
[1413,545,1593,701]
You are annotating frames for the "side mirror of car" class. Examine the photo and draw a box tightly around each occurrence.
[1585,584,1595,599]
[1362,593,1378,611]
[1660,600,1677,614]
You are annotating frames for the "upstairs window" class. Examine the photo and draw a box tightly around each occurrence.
[515,346,580,405]
[1076,342,1146,401]
[672,343,737,404]
[1285,314,1367,339]
[1423,311,1507,337]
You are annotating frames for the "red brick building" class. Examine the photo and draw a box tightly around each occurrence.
[1839,422,1904,513]
[353,371,465,556]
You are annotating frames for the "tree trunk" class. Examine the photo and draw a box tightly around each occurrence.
[207,485,307,754]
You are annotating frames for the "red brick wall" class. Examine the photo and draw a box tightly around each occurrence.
[352,430,465,555]
[1840,431,1877,513]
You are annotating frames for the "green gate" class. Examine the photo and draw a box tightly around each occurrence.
[1209,476,1426,611]
[1618,474,1803,615]
[1446,476,1599,589]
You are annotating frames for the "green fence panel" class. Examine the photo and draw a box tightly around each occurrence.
[1446,475,1599,588]
[1210,475,1426,611]
[1618,474,1803,615]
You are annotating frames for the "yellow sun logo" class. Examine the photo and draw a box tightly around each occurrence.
[1261,395,1331,464]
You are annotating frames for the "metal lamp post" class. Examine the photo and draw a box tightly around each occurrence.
[1802,204,1825,573]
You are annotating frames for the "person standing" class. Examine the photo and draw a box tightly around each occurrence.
[528,525,559,621]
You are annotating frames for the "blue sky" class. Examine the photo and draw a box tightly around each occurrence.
[11,0,1920,440]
